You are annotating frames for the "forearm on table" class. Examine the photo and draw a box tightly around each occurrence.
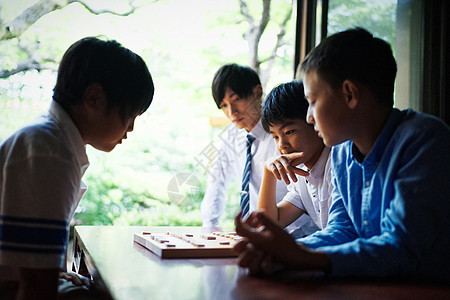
[284,245,332,273]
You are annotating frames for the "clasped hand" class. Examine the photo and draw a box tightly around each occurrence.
[59,271,91,287]
[233,211,316,275]
[266,152,309,185]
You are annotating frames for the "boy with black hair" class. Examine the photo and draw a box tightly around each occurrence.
[0,37,154,299]
[234,27,450,280]
[259,80,332,230]
[201,63,317,237]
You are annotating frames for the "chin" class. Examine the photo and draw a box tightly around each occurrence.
[92,144,116,152]
[321,138,331,147]
[323,138,342,148]
[106,144,118,152]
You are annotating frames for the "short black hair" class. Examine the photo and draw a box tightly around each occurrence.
[53,36,154,120]
[211,63,261,109]
[299,27,397,107]
[261,80,310,133]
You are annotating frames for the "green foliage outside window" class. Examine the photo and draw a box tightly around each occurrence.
[1,0,397,228]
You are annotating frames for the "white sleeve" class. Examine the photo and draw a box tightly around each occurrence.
[280,180,305,210]
[1,149,80,270]
[200,139,237,227]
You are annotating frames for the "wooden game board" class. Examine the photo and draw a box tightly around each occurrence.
[133,231,242,258]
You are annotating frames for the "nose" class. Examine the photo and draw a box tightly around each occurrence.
[229,103,239,115]
[127,118,136,132]
[306,106,314,125]
[277,136,289,151]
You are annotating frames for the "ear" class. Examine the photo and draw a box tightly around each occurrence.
[252,84,263,100]
[82,83,107,111]
[342,80,359,110]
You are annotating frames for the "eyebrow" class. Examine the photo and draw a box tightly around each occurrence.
[269,120,297,133]
[220,91,238,105]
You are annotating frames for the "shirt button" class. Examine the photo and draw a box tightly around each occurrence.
[363,220,369,226]
[365,180,370,187]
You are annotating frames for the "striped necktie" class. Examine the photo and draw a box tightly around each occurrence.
[240,134,255,219]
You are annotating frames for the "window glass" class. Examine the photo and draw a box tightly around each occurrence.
[327,0,397,53]
[0,0,295,227]
[326,0,399,105]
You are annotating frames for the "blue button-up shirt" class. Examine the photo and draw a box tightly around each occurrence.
[299,108,450,279]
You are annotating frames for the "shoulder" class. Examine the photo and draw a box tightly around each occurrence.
[392,110,450,168]
[389,109,450,156]
[0,115,65,161]
[218,123,246,145]
[396,109,449,140]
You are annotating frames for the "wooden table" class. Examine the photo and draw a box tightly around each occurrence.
[72,226,450,300]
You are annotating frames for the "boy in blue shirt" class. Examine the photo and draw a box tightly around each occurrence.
[0,37,154,299]
[234,27,450,280]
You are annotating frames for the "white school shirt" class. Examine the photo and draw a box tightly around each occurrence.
[201,120,286,227]
[201,119,316,236]
[0,101,89,281]
[281,146,333,230]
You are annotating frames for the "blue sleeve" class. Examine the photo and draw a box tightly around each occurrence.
[305,116,450,279]
[298,176,358,247]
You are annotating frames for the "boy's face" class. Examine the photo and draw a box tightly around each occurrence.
[219,86,261,132]
[304,70,350,147]
[269,119,324,170]
[88,107,136,152]
[78,83,137,152]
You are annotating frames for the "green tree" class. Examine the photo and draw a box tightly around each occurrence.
[327,0,396,48]
[0,0,296,227]
[0,0,148,78]
[0,0,294,90]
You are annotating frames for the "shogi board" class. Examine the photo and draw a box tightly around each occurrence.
[133,231,242,258]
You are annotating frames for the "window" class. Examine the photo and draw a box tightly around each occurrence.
[327,0,397,52]
[0,0,297,227]
[295,0,449,123]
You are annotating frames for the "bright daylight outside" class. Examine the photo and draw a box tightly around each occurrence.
[0,0,297,228]
[0,0,397,228]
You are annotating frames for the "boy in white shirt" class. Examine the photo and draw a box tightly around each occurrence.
[258,80,332,230]
[0,37,154,299]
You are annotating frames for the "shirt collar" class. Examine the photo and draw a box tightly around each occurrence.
[352,108,403,165]
[248,119,264,140]
[48,101,89,170]
[307,146,331,185]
